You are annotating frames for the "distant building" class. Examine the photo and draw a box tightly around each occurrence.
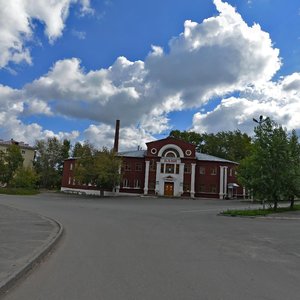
[61,136,244,199]
[0,139,35,168]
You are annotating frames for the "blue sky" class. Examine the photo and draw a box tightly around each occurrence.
[1,0,300,150]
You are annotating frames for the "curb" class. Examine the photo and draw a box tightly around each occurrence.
[0,213,64,296]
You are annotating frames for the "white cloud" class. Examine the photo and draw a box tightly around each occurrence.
[0,0,92,68]
[2,0,297,147]
[192,75,300,134]
[146,0,280,107]
[21,0,280,136]
[71,29,86,40]
[83,123,154,151]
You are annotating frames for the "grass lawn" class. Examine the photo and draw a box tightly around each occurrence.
[221,204,300,217]
[0,188,40,195]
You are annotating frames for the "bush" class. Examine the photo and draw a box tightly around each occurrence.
[10,167,39,189]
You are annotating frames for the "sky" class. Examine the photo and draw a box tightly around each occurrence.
[1,0,300,151]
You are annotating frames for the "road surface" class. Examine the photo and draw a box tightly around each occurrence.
[1,193,300,300]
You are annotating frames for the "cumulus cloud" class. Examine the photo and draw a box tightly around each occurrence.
[192,75,300,134]
[83,123,154,150]
[20,0,280,139]
[0,0,92,68]
[1,0,296,148]
[145,0,280,106]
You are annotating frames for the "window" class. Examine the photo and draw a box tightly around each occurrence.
[176,164,180,174]
[124,162,131,171]
[70,163,73,171]
[162,148,180,157]
[135,163,142,171]
[199,184,206,192]
[210,167,217,175]
[166,164,175,174]
[165,151,176,157]
[184,164,191,173]
[161,163,164,173]
[68,177,71,185]
[199,166,205,175]
[123,178,129,187]
[229,168,233,176]
[210,185,217,193]
[134,179,140,188]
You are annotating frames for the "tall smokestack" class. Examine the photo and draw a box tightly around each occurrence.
[113,119,120,152]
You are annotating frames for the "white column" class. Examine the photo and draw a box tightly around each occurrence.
[219,166,224,199]
[243,187,246,200]
[224,166,228,198]
[144,160,150,195]
[155,162,161,194]
[190,163,196,198]
[179,162,185,195]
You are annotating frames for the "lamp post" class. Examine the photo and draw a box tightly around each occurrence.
[253,115,268,209]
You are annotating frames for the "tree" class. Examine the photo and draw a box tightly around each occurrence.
[169,129,252,162]
[0,144,24,186]
[34,137,71,189]
[238,118,300,210]
[10,167,39,189]
[75,146,121,196]
[283,130,300,208]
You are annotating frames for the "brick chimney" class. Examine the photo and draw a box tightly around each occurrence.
[113,120,120,152]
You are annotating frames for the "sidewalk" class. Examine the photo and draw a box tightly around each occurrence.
[0,204,63,295]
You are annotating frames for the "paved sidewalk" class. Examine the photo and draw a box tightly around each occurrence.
[0,204,63,295]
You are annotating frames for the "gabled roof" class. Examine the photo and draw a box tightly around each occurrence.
[196,152,237,164]
[118,149,237,164]
[118,150,147,158]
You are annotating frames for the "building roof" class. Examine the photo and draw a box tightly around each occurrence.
[0,139,35,150]
[195,152,237,164]
[118,150,147,158]
[118,149,237,164]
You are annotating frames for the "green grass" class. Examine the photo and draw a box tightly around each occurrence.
[221,204,300,217]
[0,188,40,195]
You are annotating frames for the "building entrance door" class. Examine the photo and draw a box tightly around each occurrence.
[164,182,174,196]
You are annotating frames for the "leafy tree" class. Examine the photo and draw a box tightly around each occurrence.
[34,137,71,189]
[10,167,39,189]
[72,141,95,158]
[169,129,252,162]
[238,118,300,210]
[283,130,300,208]
[0,150,7,185]
[169,130,204,151]
[0,144,24,185]
[75,146,121,196]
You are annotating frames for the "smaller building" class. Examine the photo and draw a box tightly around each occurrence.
[61,137,244,199]
[0,139,35,168]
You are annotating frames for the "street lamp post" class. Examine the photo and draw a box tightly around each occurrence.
[253,115,268,209]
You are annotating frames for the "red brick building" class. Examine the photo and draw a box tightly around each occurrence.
[61,136,244,199]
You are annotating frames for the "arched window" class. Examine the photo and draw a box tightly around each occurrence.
[162,148,180,158]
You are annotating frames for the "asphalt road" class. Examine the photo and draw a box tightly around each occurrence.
[1,193,300,300]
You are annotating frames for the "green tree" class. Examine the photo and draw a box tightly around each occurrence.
[238,118,300,210]
[72,141,95,158]
[283,130,300,208]
[10,167,39,189]
[169,130,204,151]
[0,144,24,185]
[34,137,71,189]
[169,129,252,162]
[75,146,121,196]
[0,150,7,185]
